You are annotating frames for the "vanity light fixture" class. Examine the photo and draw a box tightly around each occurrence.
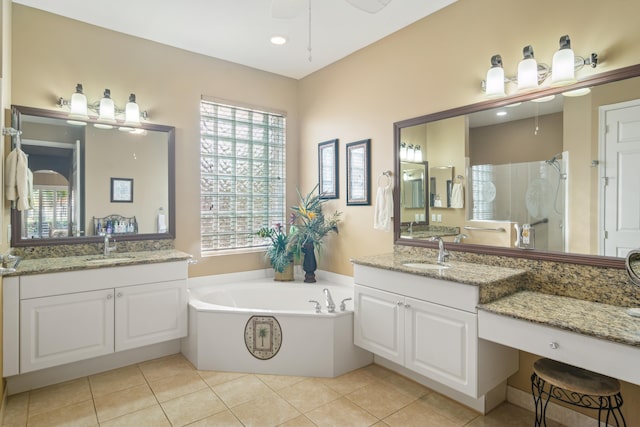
[481,35,598,97]
[57,84,149,130]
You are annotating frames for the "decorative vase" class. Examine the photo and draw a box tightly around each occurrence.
[302,243,317,283]
[274,260,294,282]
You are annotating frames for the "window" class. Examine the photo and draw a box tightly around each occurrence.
[200,99,286,254]
[23,185,69,238]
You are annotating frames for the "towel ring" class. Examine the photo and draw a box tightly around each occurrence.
[378,170,392,187]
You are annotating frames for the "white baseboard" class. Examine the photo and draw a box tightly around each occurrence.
[507,385,615,427]
[6,340,180,395]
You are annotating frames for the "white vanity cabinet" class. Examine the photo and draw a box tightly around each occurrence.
[5,261,188,375]
[354,264,517,401]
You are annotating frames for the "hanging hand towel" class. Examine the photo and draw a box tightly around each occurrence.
[5,147,31,210]
[450,182,464,209]
[373,177,393,232]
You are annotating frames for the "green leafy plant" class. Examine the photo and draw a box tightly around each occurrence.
[288,184,341,260]
[256,223,292,273]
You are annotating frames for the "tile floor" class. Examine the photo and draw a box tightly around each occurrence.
[1,353,560,427]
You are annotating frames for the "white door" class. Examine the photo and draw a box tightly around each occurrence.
[20,289,115,373]
[115,280,187,351]
[602,99,640,257]
[353,285,404,364]
[405,297,477,397]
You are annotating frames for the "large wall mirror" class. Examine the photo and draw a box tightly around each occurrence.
[394,64,640,268]
[10,105,176,246]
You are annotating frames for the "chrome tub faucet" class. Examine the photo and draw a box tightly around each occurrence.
[323,288,336,313]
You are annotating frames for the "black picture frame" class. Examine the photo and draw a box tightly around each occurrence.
[346,139,371,206]
[318,139,339,199]
[110,178,133,203]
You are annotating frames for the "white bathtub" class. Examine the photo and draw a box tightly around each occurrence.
[182,271,373,377]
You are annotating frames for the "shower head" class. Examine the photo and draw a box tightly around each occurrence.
[545,153,563,165]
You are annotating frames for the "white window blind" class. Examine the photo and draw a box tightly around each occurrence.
[23,186,69,238]
[200,99,286,254]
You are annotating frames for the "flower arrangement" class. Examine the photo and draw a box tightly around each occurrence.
[288,184,341,261]
[256,223,292,273]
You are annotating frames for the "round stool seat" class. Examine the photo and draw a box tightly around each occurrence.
[533,358,620,397]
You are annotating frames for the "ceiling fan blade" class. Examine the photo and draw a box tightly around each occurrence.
[271,0,306,19]
[345,0,392,14]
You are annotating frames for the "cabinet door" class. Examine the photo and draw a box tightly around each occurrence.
[115,280,187,351]
[405,297,478,396]
[354,285,404,365]
[20,289,115,373]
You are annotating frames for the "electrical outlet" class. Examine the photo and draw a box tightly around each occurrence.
[431,214,436,222]
[437,214,442,222]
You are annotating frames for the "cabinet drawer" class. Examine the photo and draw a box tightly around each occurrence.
[354,264,478,312]
[479,310,640,386]
[21,261,188,299]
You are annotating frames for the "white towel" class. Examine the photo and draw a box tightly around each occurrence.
[373,182,393,231]
[5,147,32,210]
[450,183,464,209]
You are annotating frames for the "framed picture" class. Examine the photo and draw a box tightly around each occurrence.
[346,139,371,206]
[110,178,133,203]
[318,139,339,199]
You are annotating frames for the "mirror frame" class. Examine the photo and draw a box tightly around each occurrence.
[393,64,640,269]
[10,105,176,247]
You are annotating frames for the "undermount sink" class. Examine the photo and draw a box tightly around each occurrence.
[84,256,134,264]
[403,262,450,270]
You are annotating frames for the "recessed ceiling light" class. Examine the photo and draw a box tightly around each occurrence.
[270,35,288,46]
[496,111,507,116]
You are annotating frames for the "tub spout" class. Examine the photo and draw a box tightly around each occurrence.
[323,288,336,313]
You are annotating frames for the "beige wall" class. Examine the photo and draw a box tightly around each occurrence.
[470,112,563,166]
[85,127,168,235]
[298,0,640,276]
[10,4,300,276]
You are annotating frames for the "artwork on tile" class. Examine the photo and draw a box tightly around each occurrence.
[244,315,282,360]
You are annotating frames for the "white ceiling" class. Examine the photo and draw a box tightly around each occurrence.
[14,0,457,79]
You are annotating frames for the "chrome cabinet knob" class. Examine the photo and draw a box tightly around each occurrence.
[117,292,123,298]
[404,303,411,309]
[549,342,559,349]
[106,294,113,300]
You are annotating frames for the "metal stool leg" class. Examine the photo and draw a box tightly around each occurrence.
[531,373,545,427]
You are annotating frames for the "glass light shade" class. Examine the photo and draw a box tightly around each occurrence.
[98,96,116,122]
[562,87,591,97]
[69,92,88,118]
[551,48,576,85]
[400,144,407,161]
[124,94,141,126]
[517,57,539,91]
[406,145,415,162]
[485,66,505,97]
[414,147,423,162]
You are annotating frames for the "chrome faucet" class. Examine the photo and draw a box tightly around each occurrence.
[408,221,415,234]
[323,288,336,313]
[103,234,117,256]
[454,233,468,244]
[0,251,21,274]
[429,236,450,265]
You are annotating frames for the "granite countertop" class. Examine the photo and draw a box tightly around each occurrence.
[478,291,640,347]
[5,249,192,276]
[351,253,528,303]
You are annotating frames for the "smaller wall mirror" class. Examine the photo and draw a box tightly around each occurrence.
[400,161,427,223]
[626,249,640,286]
[429,166,453,208]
